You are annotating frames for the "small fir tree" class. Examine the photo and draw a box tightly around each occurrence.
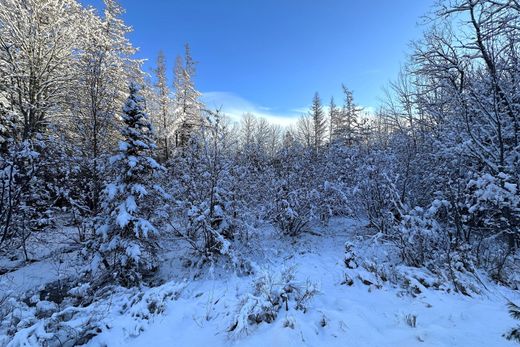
[93,82,165,287]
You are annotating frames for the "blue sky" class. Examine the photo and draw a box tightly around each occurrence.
[83,0,433,124]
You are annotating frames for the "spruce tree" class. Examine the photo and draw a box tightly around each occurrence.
[336,85,363,146]
[329,96,339,143]
[93,82,165,287]
[310,92,326,153]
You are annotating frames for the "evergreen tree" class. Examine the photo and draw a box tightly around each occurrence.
[310,92,326,152]
[336,85,363,146]
[92,82,165,286]
[329,96,339,143]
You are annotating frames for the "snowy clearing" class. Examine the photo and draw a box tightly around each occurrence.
[88,219,519,347]
[3,219,516,346]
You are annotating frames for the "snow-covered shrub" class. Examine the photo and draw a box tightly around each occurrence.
[169,112,244,258]
[126,281,185,320]
[445,243,482,296]
[363,253,483,296]
[271,182,311,237]
[0,139,38,254]
[464,172,520,281]
[269,146,325,237]
[0,279,106,346]
[342,243,387,288]
[312,180,351,226]
[391,181,518,291]
[339,237,483,296]
[284,180,347,231]
[120,281,187,338]
[228,267,318,337]
[392,201,448,268]
[2,295,105,346]
[353,150,404,234]
[0,298,36,344]
[320,144,358,219]
[21,306,104,346]
[404,313,417,328]
[0,138,54,259]
[344,241,358,269]
[2,280,187,346]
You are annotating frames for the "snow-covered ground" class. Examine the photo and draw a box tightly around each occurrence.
[1,218,519,346]
[0,226,82,296]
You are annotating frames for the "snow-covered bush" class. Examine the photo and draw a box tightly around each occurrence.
[464,172,520,281]
[269,146,320,236]
[0,139,39,254]
[312,180,350,226]
[0,298,37,344]
[389,172,519,288]
[228,267,318,337]
[11,305,105,347]
[1,280,187,346]
[169,112,244,258]
[353,150,404,234]
[271,182,311,237]
[122,281,187,337]
[344,242,358,269]
[392,201,448,268]
[0,135,60,260]
[340,237,484,296]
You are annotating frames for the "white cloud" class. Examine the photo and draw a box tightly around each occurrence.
[201,91,377,127]
[201,91,301,127]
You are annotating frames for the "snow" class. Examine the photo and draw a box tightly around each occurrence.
[131,184,148,196]
[1,219,517,347]
[79,218,518,347]
[0,256,76,298]
[128,155,138,168]
[119,141,130,151]
[116,204,133,228]
[126,195,137,213]
[0,226,82,296]
[135,218,157,237]
[504,182,517,194]
[106,183,119,200]
[125,242,141,262]
[133,140,149,149]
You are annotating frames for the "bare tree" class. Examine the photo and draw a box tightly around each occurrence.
[0,0,82,139]
[153,50,173,161]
